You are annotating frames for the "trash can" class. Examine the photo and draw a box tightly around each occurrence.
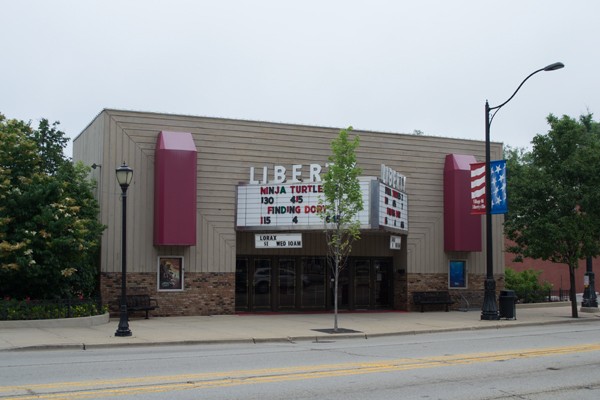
[499,290,517,320]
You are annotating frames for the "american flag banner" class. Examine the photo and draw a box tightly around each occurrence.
[470,162,486,214]
[470,160,508,215]
[490,159,508,214]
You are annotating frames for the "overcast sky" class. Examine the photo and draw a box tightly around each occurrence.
[2,0,598,158]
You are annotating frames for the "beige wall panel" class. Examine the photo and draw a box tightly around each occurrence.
[99,113,117,275]
[72,113,105,199]
[103,114,120,273]
[74,109,504,278]
[100,112,159,275]
[131,145,151,273]
[73,114,109,275]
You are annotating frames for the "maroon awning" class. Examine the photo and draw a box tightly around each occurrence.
[443,154,482,252]
[154,131,197,246]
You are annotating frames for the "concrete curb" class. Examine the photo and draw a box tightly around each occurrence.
[2,305,599,353]
[0,302,574,328]
[3,313,598,352]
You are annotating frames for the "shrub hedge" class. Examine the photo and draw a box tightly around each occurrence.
[0,298,107,320]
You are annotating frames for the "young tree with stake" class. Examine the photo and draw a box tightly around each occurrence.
[319,127,363,332]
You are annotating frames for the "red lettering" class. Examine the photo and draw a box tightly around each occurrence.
[304,205,325,213]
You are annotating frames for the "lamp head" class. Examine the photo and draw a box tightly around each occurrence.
[115,163,134,191]
[543,62,565,71]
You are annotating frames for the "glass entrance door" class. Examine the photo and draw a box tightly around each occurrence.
[253,259,272,310]
[236,256,392,312]
[235,259,249,311]
[278,259,296,309]
[301,257,327,309]
[374,259,392,308]
[335,265,350,309]
[354,259,371,308]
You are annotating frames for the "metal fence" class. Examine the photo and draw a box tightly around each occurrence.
[0,297,104,321]
[519,289,570,303]
[543,289,571,302]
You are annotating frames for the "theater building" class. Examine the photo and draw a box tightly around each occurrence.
[73,109,504,316]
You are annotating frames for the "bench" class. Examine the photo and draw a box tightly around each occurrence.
[412,291,454,312]
[117,294,159,319]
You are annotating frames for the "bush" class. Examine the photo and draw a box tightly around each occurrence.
[0,115,105,300]
[0,298,107,320]
[505,268,553,303]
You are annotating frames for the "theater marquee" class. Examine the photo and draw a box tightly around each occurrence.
[236,163,408,233]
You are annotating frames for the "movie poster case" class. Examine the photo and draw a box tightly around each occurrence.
[157,256,184,291]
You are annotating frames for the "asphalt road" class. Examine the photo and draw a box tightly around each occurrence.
[1,322,599,399]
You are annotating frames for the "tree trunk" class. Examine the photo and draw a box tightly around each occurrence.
[333,261,339,332]
[569,263,578,318]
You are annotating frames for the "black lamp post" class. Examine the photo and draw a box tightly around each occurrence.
[115,163,134,337]
[481,62,564,321]
[582,257,598,308]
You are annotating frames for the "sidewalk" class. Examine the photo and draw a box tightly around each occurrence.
[1,304,598,351]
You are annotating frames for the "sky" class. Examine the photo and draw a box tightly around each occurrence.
[2,0,599,158]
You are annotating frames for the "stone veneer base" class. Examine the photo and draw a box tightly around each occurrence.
[406,273,504,312]
[101,272,503,316]
[101,272,235,317]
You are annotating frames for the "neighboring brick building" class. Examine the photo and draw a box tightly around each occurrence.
[505,242,597,294]
[73,109,504,315]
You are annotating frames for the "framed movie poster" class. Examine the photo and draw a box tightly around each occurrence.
[449,260,467,289]
[158,256,184,291]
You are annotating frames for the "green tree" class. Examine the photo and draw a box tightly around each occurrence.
[319,127,363,332]
[0,114,105,300]
[504,113,600,318]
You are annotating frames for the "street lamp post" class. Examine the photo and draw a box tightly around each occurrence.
[481,62,564,321]
[582,257,598,308]
[115,163,134,337]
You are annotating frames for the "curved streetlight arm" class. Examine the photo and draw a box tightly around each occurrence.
[481,61,563,321]
[488,62,564,126]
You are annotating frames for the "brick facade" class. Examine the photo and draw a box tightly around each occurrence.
[102,271,504,315]
[102,272,235,317]
[394,273,409,311]
[406,273,505,311]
